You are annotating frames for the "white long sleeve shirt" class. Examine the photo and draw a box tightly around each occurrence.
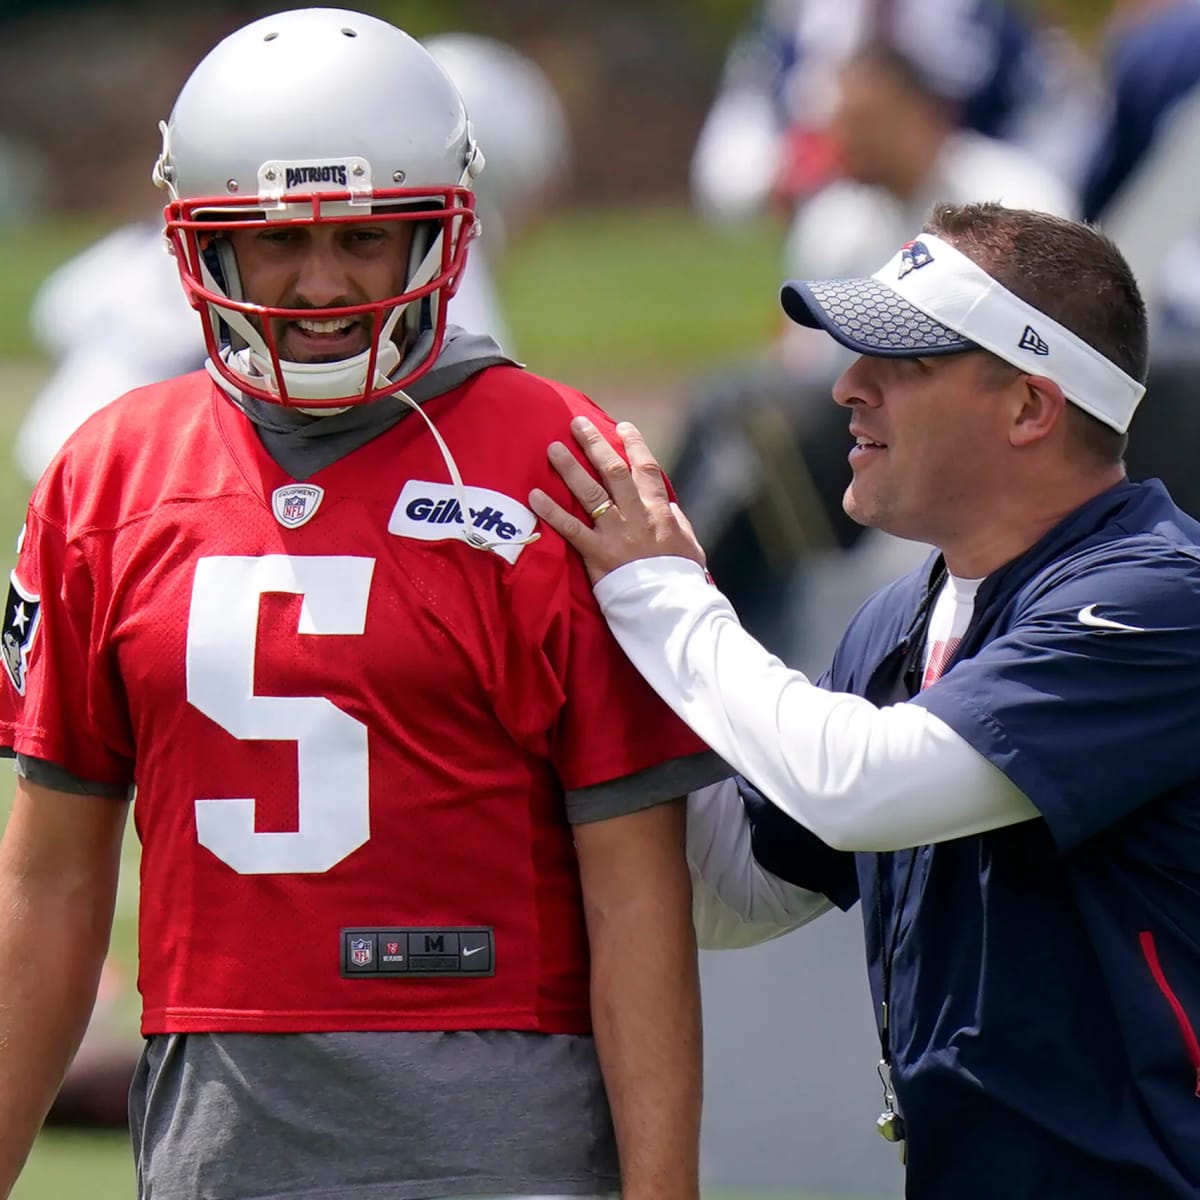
[592,557,1040,947]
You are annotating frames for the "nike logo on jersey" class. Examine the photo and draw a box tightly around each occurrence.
[389,481,537,565]
[461,944,486,957]
[1077,604,1146,633]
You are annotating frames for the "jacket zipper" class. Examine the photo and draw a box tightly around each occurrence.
[1139,930,1200,1098]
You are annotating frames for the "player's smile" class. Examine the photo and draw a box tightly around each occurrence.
[275,312,371,363]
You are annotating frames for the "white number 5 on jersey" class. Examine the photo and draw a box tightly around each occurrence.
[186,555,375,874]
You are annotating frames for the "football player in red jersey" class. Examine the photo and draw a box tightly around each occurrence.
[0,10,727,1199]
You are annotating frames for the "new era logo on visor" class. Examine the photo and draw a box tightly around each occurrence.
[1019,325,1050,356]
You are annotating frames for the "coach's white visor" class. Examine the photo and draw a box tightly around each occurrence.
[780,233,1145,433]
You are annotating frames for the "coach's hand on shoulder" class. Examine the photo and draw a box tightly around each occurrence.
[529,416,706,585]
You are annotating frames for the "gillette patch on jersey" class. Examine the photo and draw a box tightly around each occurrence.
[341,926,495,978]
[1,571,41,695]
[388,481,536,565]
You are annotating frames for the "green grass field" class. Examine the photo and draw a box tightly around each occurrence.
[13,1130,855,1200]
[15,1133,862,1200]
[14,1129,847,1200]
[14,1128,850,1200]
[0,205,869,1200]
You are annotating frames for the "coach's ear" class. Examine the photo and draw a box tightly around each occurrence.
[1008,374,1066,448]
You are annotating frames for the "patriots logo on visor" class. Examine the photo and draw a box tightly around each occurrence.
[898,240,934,279]
[1,571,41,695]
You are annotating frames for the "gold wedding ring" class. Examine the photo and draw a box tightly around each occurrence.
[589,498,616,521]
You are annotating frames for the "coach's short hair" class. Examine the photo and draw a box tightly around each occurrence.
[926,202,1147,463]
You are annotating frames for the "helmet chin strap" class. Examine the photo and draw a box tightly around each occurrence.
[243,324,404,404]
[390,386,541,557]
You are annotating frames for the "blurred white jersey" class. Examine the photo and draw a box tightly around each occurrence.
[784,130,1078,283]
[691,0,1100,225]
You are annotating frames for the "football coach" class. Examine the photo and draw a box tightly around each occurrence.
[530,201,1200,1199]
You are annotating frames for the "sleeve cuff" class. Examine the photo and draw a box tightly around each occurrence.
[593,556,711,610]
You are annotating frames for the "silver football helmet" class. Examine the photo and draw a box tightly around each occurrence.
[153,8,484,408]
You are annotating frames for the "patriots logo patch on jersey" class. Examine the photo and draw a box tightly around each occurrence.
[271,483,324,529]
[1,571,41,695]
[389,481,537,565]
[898,239,934,279]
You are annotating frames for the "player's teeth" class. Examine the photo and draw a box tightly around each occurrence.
[297,318,354,333]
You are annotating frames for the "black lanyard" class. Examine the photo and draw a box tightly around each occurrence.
[863,560,946,1147]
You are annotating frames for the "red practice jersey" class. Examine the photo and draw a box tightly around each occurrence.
[0,368,712,1035]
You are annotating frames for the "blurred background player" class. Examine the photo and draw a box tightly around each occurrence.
[421,32,571,349]
[690,0,1100,229]
[14,30,571,486]
[1077,0,1200,517]
[780,39,1078,351]
[672,30,1079,662]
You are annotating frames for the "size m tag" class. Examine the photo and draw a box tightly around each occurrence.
[341,926,494,978]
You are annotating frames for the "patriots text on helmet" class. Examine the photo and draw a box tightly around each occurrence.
[285,164,350,190]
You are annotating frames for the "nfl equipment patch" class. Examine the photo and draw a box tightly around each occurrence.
[271,483,324,528]
[1,571,41,695]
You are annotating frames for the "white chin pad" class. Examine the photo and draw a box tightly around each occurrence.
[247,341,403,403]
